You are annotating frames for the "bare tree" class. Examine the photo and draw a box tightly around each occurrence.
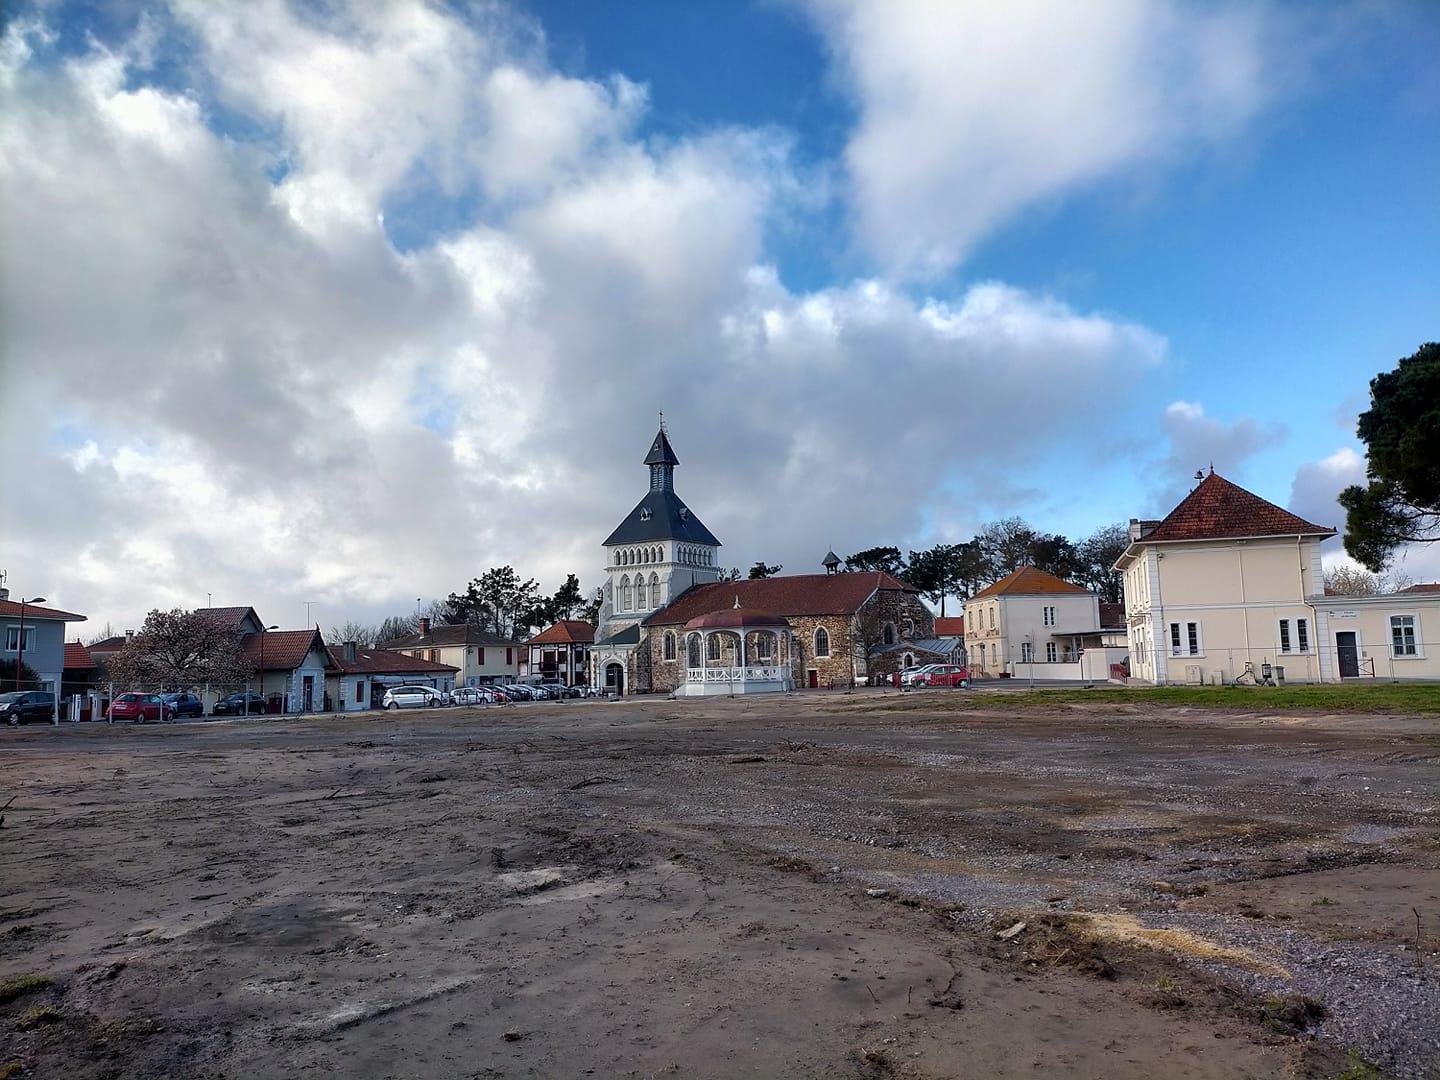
[1324,565,1414,596]
[87,622,117,645]
[327,620,378,646]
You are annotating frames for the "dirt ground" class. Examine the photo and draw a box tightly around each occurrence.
[2,690,1437,1079]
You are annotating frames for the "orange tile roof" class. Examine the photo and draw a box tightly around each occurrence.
[1399,583,1440,594]
[240,629,331,672]
[326,645,457,675]
[933,616,965,636]
[1144,472,1334,543]
[0,599,86,621]
[971,566,1089,599]
[64,641,96,669]
[645,572,914,627]
[528,621,596,645]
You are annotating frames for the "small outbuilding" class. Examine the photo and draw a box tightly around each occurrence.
[675,603,793,696]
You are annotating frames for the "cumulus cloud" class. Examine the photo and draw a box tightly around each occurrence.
[1288,447,1364,533]
[805,0,1301,276]
[1147,400,1283,510]
[1,4,1173,633]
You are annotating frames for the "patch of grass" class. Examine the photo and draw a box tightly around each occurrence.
[963,683,1440,714]
[1335,1049,1388,1079]
[0,1063,23,1080]
[14,1004,61,1030]
[0,974,52,1005]
[1313,895,1336,906]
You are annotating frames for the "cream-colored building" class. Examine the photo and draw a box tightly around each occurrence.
[964,566,1103,680]
[1117,473,1440,684]
[379,618,520,686]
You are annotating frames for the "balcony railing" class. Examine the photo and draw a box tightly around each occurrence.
[686,666,787,683]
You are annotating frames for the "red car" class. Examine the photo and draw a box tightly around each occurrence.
[913,665,970,688]
[108,693,171,723]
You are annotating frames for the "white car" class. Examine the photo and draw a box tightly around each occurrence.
[899,664,941,686]
[450,687,489,707]
[382,685,450,710]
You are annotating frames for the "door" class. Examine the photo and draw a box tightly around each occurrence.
[302,675,314,711]
[605,663,624,696]
[1336,632,1359,678]
[807,669,819,689]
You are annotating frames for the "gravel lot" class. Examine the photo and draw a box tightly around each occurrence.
[1,690,1437,1078]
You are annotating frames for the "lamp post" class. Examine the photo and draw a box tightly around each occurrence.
[14,596,45,692]
[257,624,279,713]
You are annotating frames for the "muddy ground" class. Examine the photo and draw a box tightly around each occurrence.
[1,690,1437,1079]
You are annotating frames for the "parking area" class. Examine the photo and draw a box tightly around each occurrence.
[1,691,1436,1078]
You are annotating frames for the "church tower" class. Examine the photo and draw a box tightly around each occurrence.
[596,421,722,645]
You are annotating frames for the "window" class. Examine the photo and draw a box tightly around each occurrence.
[882,623,895,646]
[687,634,702,667]
[988,607,995,630]
[664,631,676,661]
[477,647,485,665]
[1279,618,1311,654]
[903,617,915,639]
[1043,606,1056,627]
[814,627,830,657]
[1021,641,1033,663]
[1297,618,1309,653]
[756,635,772,660]
[1046,641,1057,663]
[706,635,722,662]
[620,576,632,610]
[1391,615,1418,657]
[1168,621,1202,656]
[506,648,513,665]
[428,649,440,662]
[636,579,647,608]
[3,626,35,652]
[650,573,660,605]
[1278,620,1292,653]
[356,680,365,704]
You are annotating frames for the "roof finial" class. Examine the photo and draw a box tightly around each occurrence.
[659,409,667,434]
[1208,461,1214,476]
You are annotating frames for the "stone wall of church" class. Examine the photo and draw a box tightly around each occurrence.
[858,590,937,681]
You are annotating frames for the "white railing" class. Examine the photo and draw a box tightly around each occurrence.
[686,666,788,683]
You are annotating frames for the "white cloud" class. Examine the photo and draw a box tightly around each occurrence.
[804,0,1298,276]
[1,4,1174,634]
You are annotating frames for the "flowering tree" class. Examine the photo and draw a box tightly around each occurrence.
[105,609,252,691]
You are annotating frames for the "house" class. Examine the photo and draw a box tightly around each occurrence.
[239,627,334,712]
[1114,471,1343,685]
[1309,586,1440,682]
[325,642,458,711]
[963,567,1102,680]
[523,621,594,686]
[0,590,87,705]
[640,568,933,695]
[379,618,520,686]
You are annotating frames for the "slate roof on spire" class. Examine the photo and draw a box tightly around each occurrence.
[822,550,841,568]
[1143,472,1335,543]
[644,427,679,467]
[604,492,721,546]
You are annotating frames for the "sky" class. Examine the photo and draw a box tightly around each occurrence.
[1,0,1437,636]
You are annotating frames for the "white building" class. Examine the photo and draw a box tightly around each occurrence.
[963,567,1103,680]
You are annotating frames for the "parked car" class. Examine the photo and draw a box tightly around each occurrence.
[382,685,449,710]
[913,665,970,688]
[501,684,539,701]
[212,692,267,716]
[899,664,941,686]
[450,687,492,707]
[478,686,510,703]
[161,692,205,719]
[108,693,170,723]
[0,691,55,726]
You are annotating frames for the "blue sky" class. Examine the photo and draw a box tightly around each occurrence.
[2,0,1438,630]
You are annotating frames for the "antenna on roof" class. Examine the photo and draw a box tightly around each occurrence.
[1208,461,1215,475]
[1194,469,1204,482]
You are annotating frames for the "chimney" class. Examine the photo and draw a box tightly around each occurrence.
[343,641,358,663]
[0,586,9,601]
[417,617,431,637]
[125,629,134,642]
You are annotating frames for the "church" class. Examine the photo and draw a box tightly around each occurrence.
[589,423,934,695]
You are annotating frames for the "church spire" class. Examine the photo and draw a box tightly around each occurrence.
[645,417,679,492]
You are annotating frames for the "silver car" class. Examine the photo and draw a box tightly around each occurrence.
[381,685,449,710]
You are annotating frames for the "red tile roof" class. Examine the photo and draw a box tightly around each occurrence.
[1144,472,1335,543]
[527,621,596,645]
[1399,583,1440,594]
[1098,602,1125,629]
[326,645,457,675]
[972,566,1089,599]
[380,624,518,649]
[644,572,915,627]
[64,641,96,669]
[933,616,965,636]
[240,629,331,672]
[0,599,86,621]
[87,636,128,653]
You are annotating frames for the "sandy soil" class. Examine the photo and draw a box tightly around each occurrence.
[1,690,1437,1079]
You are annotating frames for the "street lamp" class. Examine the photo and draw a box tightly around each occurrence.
[14,596,45,692]
[257,624,279,713]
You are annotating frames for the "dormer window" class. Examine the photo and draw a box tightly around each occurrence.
[679,508,689,520]
[640,508,652,521]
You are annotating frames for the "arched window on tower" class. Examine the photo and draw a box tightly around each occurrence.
[620,575,632,610]
[814,627,830,658]
[615,550,622,566]
[636,577,647,608]
[649,572,660,607]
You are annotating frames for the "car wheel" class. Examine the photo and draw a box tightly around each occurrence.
[387,702,398,711]
[6,715,17,727]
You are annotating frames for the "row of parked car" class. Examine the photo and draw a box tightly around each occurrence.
[898,663,971,688]
[384,682,599,709]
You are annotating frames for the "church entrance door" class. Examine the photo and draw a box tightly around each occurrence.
[605,663,625,696]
